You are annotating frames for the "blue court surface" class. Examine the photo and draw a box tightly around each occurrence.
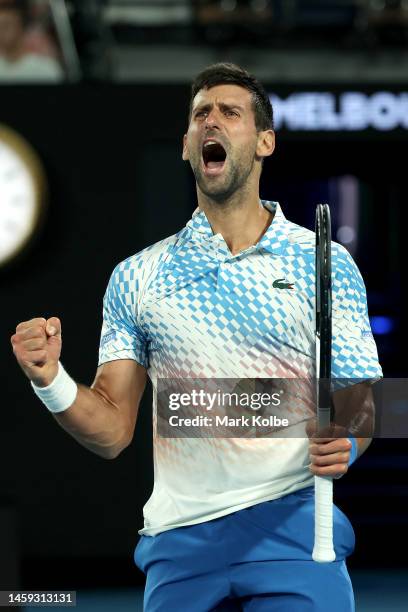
[22,569,408,611]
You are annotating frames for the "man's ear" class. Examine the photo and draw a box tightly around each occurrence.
[256,129,275,159]
[182,134,189,161]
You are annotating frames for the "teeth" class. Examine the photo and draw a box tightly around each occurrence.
[203,140,218,147]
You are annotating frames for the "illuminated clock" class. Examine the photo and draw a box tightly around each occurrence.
[0,124,47,268]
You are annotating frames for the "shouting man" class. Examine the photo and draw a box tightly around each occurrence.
[12,63,381,611]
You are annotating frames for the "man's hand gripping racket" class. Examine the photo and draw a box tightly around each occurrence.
[312,204,336,563]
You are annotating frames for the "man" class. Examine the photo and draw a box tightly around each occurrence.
[0,0,62,83]
[11,63,381,611]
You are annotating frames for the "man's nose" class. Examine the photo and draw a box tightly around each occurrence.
[205,110,220,129]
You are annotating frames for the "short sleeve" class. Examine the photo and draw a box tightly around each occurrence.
[331,246,382,381]
[98,261,149,368]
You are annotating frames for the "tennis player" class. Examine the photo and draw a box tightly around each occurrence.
[11,63,381,611]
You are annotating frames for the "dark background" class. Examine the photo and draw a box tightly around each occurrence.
[1,84,407,590]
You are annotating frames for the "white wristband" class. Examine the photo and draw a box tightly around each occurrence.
[31,362,78,413]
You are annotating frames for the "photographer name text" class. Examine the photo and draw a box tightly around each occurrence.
[168,415,289,427]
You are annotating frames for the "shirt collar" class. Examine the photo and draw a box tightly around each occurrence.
[258,201,290,255]
[185,200,290,256]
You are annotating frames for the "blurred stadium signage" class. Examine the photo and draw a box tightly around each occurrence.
[269,91,408,131]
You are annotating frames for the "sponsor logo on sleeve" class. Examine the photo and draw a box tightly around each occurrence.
[101,329,117,347]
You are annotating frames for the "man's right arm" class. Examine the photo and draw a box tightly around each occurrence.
[11,317,147,459]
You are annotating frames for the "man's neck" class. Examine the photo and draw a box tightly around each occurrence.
[3,45,25,63]
[197,190,274,256]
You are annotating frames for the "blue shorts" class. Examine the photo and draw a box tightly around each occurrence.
[134,487,355,611]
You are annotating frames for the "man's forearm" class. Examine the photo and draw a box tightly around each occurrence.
[51,384,130,459]
[355,436,372,458]
[333,382,376,440]
[309,383,376,477]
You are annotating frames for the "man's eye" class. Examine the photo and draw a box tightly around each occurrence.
[225,110,238,117]
[195,111,207,118]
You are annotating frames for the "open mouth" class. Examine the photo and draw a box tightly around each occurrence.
[202,140,227,175]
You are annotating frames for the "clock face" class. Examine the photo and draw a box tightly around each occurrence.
[0,125,46,267]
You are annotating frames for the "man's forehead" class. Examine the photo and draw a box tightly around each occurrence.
[192,84,252,109]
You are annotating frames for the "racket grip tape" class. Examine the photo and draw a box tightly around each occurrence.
[312,475,336,563]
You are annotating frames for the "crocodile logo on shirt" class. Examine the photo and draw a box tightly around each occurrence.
[272,278,294,290]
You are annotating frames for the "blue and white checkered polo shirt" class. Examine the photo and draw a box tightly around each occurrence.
[99,201,381,536]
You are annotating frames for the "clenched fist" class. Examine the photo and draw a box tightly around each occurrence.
[11,317,62,387]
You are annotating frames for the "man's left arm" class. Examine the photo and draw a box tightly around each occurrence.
[308,381,375,478]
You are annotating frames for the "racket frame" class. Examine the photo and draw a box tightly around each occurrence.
[312,203,336,563]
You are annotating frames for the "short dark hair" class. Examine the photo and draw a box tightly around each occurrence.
[190,62,273,131]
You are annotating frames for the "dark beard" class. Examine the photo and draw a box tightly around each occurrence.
[192,157,255,204]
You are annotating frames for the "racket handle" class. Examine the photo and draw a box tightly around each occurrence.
[312,475,336,563]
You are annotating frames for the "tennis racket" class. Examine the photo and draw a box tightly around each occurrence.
[312,203,336,563]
